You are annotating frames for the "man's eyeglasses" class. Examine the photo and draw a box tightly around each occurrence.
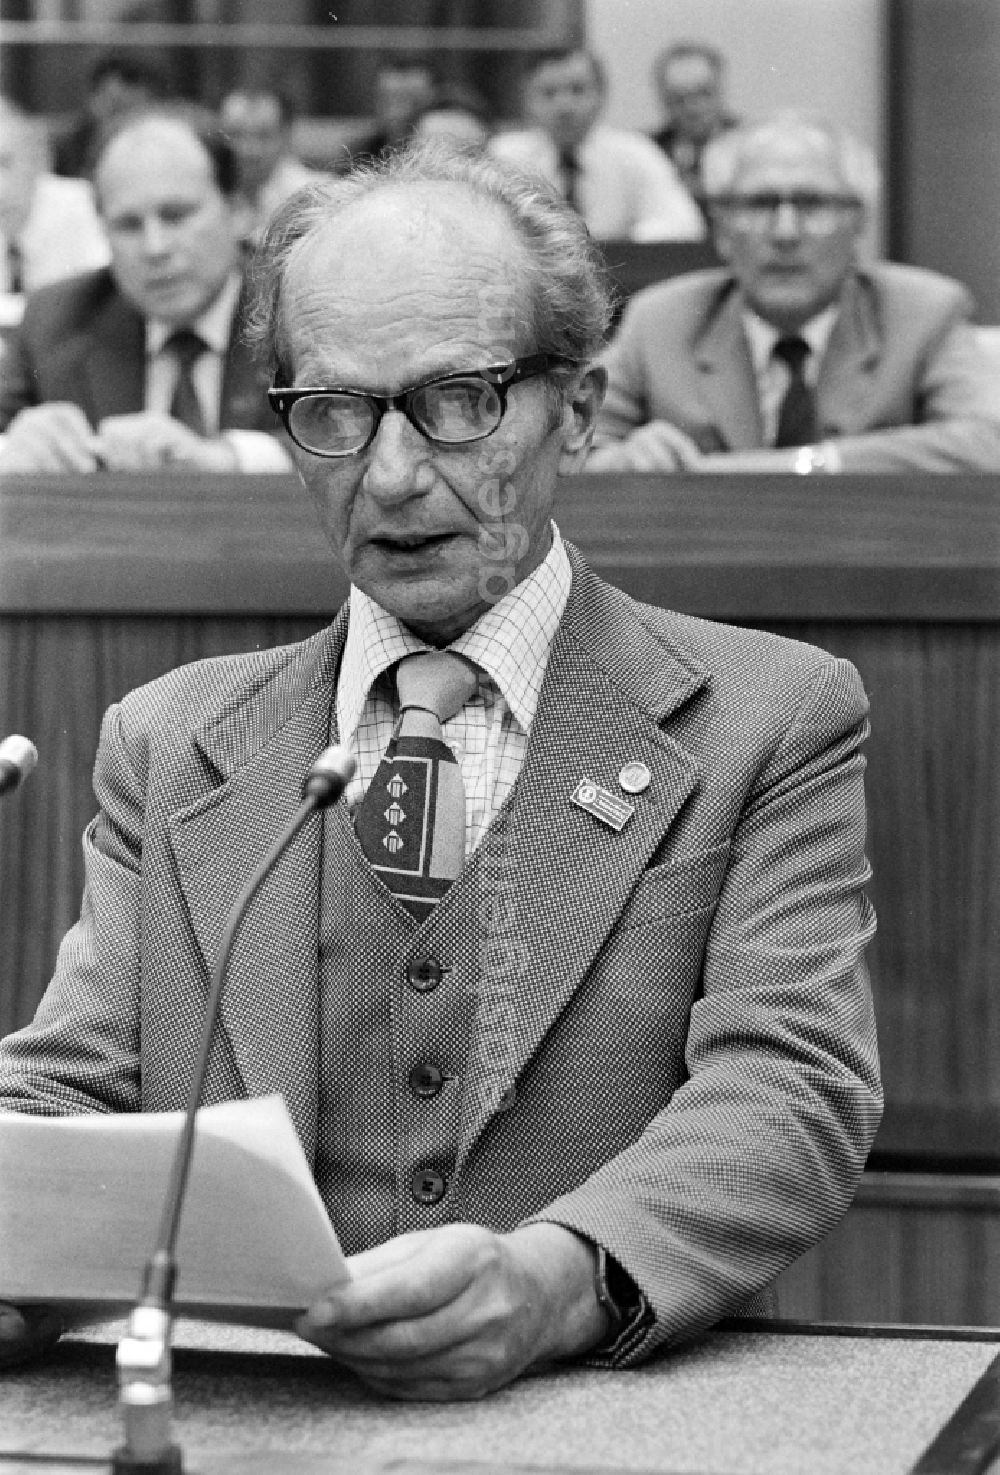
[268,353,569,458]
[711,192,863,236]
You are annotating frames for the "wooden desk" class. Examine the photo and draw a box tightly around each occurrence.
[0,471,998,1323]
[3,1319,1000,1474]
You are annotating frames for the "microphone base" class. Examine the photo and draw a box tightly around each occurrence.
[111,1446,183,1475]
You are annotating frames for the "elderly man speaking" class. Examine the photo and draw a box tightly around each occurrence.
[0,143,880,1399]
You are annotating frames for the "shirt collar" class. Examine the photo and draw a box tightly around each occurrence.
[145,272,242,357]
[741,301,840,377]
[337,523,572,748]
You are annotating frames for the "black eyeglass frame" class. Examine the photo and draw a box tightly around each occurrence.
[709,191,864,223]
[268,352,573,458]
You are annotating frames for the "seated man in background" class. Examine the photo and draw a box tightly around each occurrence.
[343,52,437,166]
[490,47,704,242]
[0,96,109,297]
[411,83,492,152]
[0,143,880,1397]
[0,102,290,474]
[220,80,326,243]
[649,41,739,221]
[587,112,1000,474]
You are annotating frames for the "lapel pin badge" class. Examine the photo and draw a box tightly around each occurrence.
[618,761,651,795]
[571,778,635,833]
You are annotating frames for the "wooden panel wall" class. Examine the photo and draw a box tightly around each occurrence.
[775,1176,1000,1326]
[887,0,1000,321]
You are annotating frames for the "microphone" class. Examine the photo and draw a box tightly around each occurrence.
[0,735,38,797]
[111,744,355,1475]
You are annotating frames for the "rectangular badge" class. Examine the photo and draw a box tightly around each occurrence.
[570,779,634,833]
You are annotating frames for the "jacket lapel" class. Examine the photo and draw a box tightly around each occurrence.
[167,612,348,1157]
[80,289,146,421]
[816,273,881,434]
[694,284,764,449]
[458,555,707,1162]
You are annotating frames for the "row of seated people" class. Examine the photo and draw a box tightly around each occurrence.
[0,50,998,475]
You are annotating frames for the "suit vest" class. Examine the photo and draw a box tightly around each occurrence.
[315,793,521,1254]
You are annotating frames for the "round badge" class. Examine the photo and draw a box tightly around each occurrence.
[619,761,651,795]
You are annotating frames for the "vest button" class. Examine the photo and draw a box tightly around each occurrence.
[407,954,443,992]
[408,1062,445,1098]
[411,1166,447,1205]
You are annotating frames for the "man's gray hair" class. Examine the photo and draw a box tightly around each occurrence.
[701,112,881,211]
[246,139,614,380]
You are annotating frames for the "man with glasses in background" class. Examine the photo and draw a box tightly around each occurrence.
[0,143,880,1397]
[587,112,1000,474]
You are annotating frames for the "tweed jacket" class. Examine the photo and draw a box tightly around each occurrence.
[0,266,274,435]
[0,549,881,1363]
[595,262,1000,471]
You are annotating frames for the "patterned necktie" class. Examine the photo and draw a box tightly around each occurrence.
[166,328,208,437]
[355,651,478,921]
[773,335,818,447]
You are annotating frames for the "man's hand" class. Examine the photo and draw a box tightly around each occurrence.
[0,403,104,473]
[296,1222,612,1401]
[584,420,705,472]
[0,1303,62,1369]
[96,413,239,471]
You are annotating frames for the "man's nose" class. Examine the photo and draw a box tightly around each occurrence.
[139,216,170,254]
[771,201,805,239]
[362,410,433,502]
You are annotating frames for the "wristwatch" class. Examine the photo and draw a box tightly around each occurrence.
[792,441,840,474]
[593,1244,636,1337]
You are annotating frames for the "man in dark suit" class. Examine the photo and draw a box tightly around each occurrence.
[589,112,1000,474]
[0,143,880,1397]
[0,102,289,474]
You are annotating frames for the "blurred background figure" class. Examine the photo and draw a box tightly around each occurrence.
[0,96,109,303]
[219,80,326,242]
[650,41,739,220]
[51,51,172,179]
[0,103,288,475]
[587,112,1000,475]
[411,83,492,151]
[344,52,437,165]
[490,47,704,242]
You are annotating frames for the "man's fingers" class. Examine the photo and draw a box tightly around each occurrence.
[304,1228,489,1336]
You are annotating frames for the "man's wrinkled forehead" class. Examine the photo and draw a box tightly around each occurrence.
[283,182,533,327]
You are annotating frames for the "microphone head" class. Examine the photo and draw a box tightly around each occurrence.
[301,745,356,808]
[0,734,38,793]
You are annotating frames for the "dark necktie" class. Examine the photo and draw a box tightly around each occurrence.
[773,335,818,448]
[558,147,581,213]
[166,328,208,437]
[355,651,478,921]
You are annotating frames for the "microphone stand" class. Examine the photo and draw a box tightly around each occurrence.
[111,748,354,1475]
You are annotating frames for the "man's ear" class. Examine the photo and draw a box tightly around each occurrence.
[558,365,607,473]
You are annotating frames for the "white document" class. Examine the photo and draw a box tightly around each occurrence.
[0,1094,348,1328]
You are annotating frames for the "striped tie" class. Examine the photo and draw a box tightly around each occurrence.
[355,651,478,921]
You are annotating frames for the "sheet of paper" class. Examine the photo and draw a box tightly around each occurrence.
[0,1094,348,1327]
